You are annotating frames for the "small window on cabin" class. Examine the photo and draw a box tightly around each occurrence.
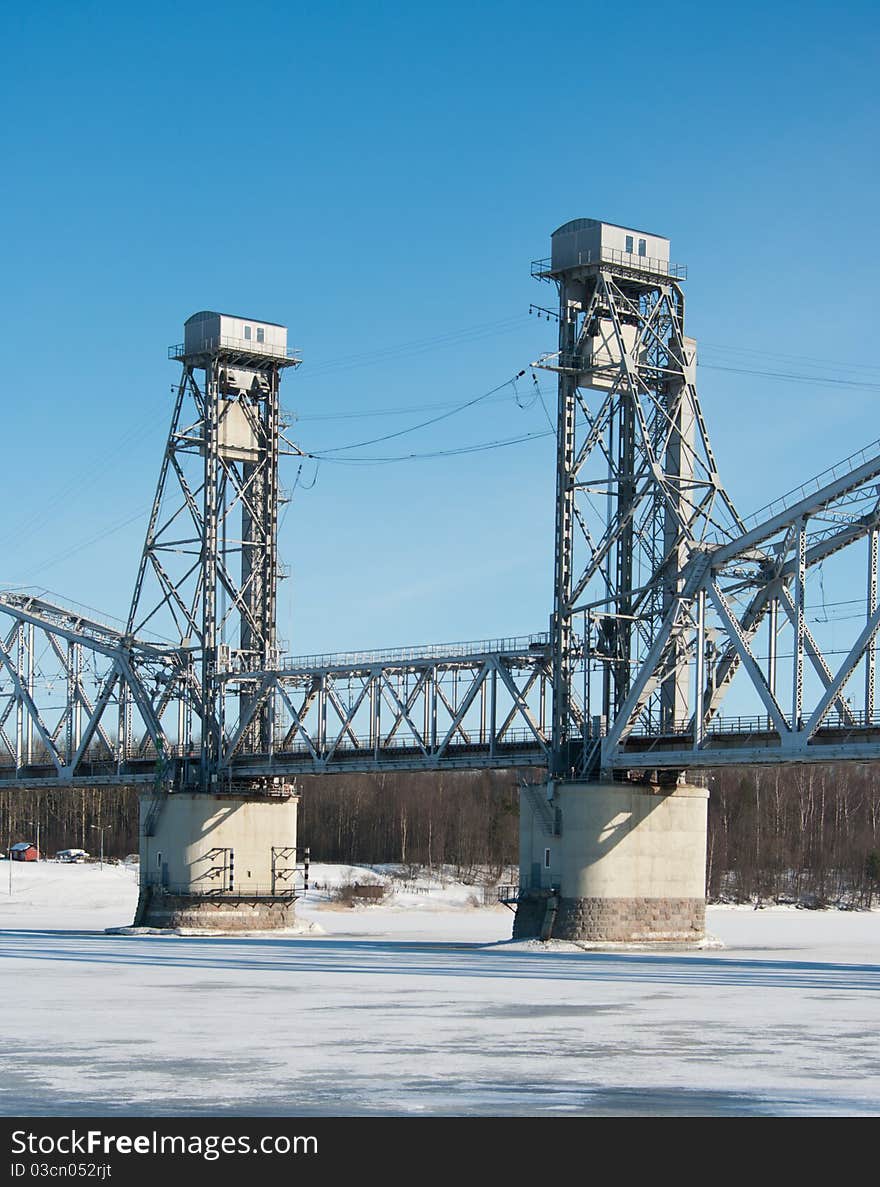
[638,238,647,256]
[544,847,551,869]
[244,325,252,340]
[625,235,634,254]
[256,327,264,344]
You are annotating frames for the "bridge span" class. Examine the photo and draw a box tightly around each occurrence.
[3,218,879,941]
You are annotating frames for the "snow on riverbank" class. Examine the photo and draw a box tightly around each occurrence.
[2,859,879,954]
[0,859,516,940]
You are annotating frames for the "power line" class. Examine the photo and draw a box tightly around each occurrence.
[19,314,880,578]
[700,340,880,378]
[292,381,556,423]
[313,429,555,466]
[700,362,880,391]
[310,370,528,456]
[19,508,149,581]
[0,407,164,552]
[301,314,528,378]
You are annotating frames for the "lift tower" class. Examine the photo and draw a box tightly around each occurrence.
[532,220,743,777]
[127,312,301,786]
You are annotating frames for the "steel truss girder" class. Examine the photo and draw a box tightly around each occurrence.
[217,648,557,773]
[600,450,880,773]
[12,282,880,794]
[0,593,184,784]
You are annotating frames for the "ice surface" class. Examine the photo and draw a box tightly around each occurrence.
[1,861,878,1116]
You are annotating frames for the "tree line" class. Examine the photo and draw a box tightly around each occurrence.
[2,764,879,905]
[706,765,880,907]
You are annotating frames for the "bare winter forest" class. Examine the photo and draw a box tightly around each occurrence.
[2,765,879,906]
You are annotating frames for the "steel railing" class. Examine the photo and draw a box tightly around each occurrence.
[531,248,687,280]
[142,880,301,898]
[168,336,300,361]
[741,438,880,531]
[275,633,551,672]
[625,709,880,739]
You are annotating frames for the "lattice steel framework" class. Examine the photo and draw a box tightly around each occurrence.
[126,331,301,784]
[603,442,880,771]
[0,609,553,784]
[5,228,880,791]
[532,231,744,775]
[219,636,553,774]
[0,591,185,784]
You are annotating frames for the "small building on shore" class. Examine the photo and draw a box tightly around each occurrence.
[11,842,39,862]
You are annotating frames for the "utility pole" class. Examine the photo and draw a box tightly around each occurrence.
[91,825,105,870]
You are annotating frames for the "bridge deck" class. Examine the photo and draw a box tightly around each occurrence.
[617,724,880,769]
[0,740,548,788]
[5,722,880,788]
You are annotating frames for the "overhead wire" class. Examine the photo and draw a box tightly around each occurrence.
[310,429,555,466]
[700,362,880,391]
[0,405,165,551]
[292,320,880,448]
[308,369,528,457]
[299,314,527,378]
[18,508,149,581]
[279,459,320,528]
[19,309,880,584]
[292,382,556,423]
[699,340,880,378]
[298,340,880,468]
[532,371,557,433]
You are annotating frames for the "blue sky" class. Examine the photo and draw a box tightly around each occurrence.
[2,0,878,656]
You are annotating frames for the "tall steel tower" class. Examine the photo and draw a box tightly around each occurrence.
[532,220,743,777]
[127,312,301,786]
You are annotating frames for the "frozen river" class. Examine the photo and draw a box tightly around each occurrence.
[1,863,878,1116]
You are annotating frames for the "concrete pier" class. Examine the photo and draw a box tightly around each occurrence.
[134,790,301,930]
[514,780,709,943]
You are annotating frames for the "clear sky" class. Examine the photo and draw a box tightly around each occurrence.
[2,0,878,657]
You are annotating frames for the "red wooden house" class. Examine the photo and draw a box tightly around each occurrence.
[10,842,39,861]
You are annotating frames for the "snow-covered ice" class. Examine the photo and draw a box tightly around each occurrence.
[1,860,878,1116]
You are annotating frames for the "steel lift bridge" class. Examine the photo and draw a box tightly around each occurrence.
[3,222,880,801]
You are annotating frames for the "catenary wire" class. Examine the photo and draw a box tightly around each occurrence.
[308,429,555,465]
[310,370,528,455]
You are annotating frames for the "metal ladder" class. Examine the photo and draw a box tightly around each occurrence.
[522,781,555,836]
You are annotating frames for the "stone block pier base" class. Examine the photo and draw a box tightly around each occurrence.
[514,781,708,943]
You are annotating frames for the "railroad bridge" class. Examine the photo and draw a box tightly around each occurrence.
[3,222,878,939]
